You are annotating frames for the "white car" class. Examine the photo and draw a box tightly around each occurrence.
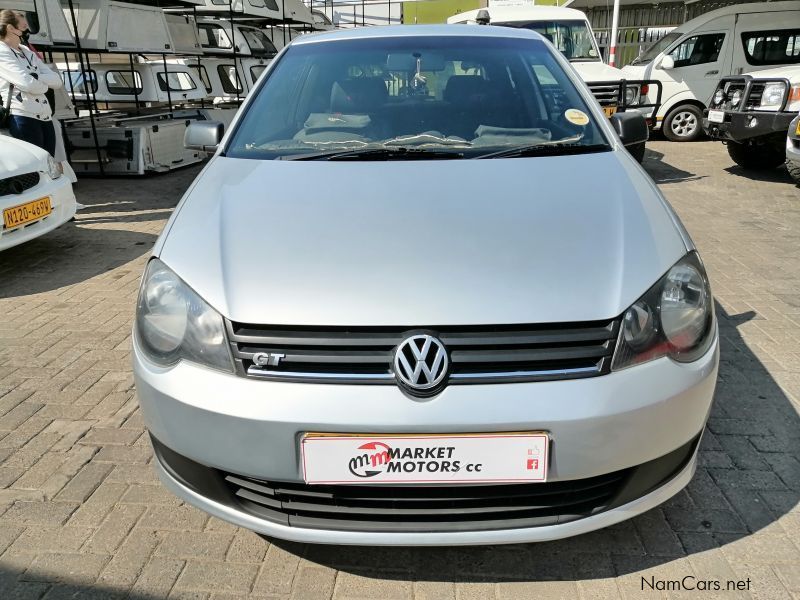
[0,135,77,251]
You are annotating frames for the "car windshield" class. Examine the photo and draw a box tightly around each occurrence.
[630,32,682,65]
[226,35,609,160]
[498,20,600,61]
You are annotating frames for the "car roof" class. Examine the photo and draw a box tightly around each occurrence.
[290,24,544,46]
[672,0,800,34]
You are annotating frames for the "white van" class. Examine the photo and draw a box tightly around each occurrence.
[622,1,800,141]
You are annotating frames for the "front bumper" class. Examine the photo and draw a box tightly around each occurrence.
[0,175,77,252]
[134,328,718,543]
[151,431,701,545]
[704,110,796,144]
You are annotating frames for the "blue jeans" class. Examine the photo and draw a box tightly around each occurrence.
[9,115,56,157]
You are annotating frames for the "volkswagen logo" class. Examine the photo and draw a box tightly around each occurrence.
[394,334,449,394]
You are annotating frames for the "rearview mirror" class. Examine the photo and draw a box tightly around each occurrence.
[659,56,675,70]
[185,121,224,152]
[609,112,648,147]
[386,52,446,72]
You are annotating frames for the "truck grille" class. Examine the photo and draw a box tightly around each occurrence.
[222,469,630,533]
[587,83,620,107]
[744,81,766,111]
[227,319,620,385]
[0,172,40,196]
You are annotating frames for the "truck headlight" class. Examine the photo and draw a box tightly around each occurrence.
[612,252,714,370]
[625,85,639,105]
[47,155,62,180]
[759,82,786,111]
[713,89,725,106]
[135,258,234,373]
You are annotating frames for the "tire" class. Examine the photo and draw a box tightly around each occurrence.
[627,142,646,163]
[726,141,785,171]
[663,104,704,142]
[788,160,800,186]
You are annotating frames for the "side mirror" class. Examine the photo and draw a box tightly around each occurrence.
[659,56,675,70]
[185,121,224,152]
[609,111,649,147]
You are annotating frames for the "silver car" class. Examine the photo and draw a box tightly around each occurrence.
[133,25,719,546]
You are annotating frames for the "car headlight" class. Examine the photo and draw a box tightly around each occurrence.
[135,258,234,373]
[612,252,714,370]
[47,155,62,180]
[729,89,742,108]
[625,85,639,105]
[713,89,725,106]
[759,82,786,111]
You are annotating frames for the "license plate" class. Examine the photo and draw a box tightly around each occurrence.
[301,433,549,485]
[796,120,800,136]
[707,110,725,124]
[603,106,618,117]
[3,197,52,230]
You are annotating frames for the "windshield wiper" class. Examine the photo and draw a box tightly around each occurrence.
[475,143,610,160]
[279,147,465,161]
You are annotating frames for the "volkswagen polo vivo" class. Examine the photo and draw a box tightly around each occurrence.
[133,25,719,545]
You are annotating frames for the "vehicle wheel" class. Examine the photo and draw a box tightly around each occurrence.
[663,104,703,142]
[788,160,800,185]
[727,141,785,170]
[627,142,646,163]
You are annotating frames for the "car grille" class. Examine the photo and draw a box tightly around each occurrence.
[0,172,40,196]
[221,469,631,532]
[587,82,620,107]
[227,319,620,385]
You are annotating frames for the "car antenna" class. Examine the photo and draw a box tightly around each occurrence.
[476,10,490,25]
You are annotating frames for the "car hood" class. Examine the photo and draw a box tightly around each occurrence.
[159,152,690,326]
[571,61,625,82]
[0,135,47,178]
[621,63,651,79]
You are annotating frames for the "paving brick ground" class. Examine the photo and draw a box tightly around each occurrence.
[0,141,799,599]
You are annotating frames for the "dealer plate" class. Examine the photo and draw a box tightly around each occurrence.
[3,196,52,230]
[707,110,725,124]
[301,433,549,485]
[603,106,618,117]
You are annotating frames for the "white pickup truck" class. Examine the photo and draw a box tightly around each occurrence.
[703,65,800,171]
[447,6,661,161]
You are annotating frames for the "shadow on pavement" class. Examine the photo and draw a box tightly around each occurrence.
[0,223,156,299]
[0,167,202,298]
[643,149,707,184]
[723,165,794,185]
[0,573,160,600]
[265,302,799,582]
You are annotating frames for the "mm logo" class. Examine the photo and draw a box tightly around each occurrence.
[348,442,394,478]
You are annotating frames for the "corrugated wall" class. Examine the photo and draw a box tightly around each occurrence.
[585,0,760,66]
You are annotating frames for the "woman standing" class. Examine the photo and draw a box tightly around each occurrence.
[0,9,63,155]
